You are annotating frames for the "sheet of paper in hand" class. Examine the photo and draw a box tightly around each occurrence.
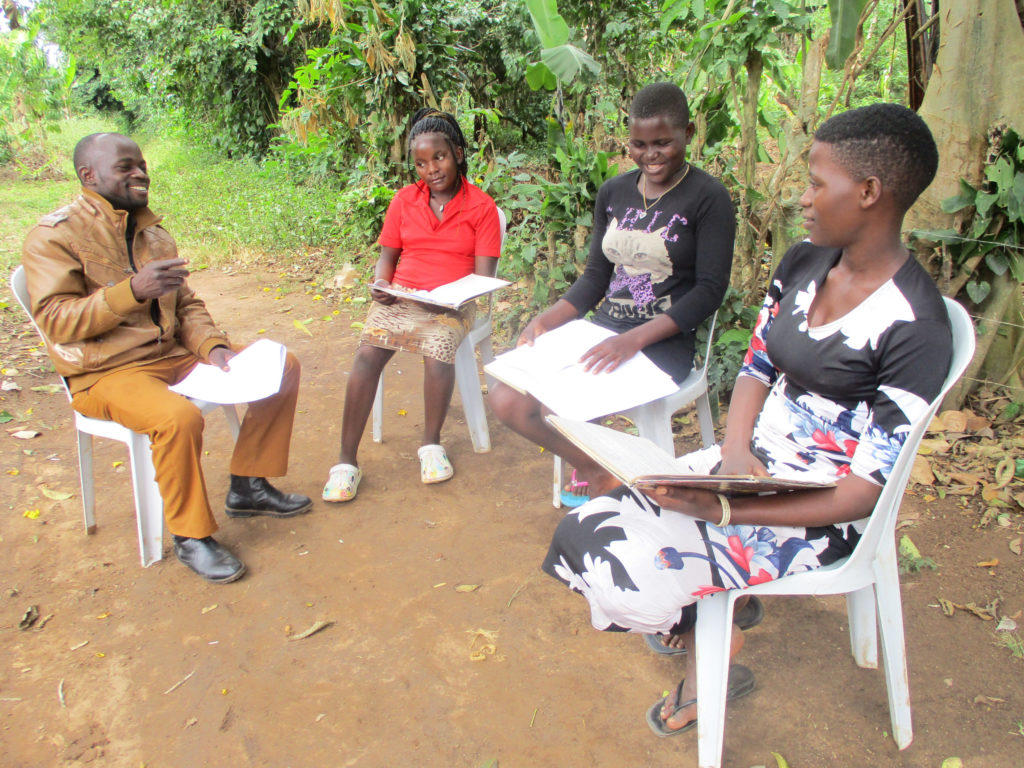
[169,338,286,404]
[484,320,678,422]
[546,415,835,494]
[375,274,510,309]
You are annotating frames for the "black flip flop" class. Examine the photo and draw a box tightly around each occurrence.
[643,596,765,656]
[645,663,756,737]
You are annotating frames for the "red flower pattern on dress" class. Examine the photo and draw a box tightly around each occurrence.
[726,535,754,572]
[812,428,843,452]
[692,585,726,598]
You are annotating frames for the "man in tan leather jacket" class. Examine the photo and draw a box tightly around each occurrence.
[21,132,312,583]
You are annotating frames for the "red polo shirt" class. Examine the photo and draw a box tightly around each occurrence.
[381,178,501,291]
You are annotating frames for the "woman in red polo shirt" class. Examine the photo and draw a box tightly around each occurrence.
[322,109,502,503]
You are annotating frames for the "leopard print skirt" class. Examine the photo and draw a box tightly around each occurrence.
[359,289,476,364]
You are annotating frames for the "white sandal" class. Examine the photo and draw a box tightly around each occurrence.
[322,463,362,502]
[418,444,453,484]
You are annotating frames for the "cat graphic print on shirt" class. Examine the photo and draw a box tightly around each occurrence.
[561,167,735,381]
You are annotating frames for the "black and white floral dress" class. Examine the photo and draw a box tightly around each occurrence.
[542,243,952,634]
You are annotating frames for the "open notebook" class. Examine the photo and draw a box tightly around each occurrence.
[546,415,835,494]
[374,274,510,309]
[483,320,678,421]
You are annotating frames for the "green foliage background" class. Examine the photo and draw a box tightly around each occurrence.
[5,0,968,400]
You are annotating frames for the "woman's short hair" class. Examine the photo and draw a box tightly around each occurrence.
[814,103,939,212]
[629,82,690,131]
[408,108,469,178]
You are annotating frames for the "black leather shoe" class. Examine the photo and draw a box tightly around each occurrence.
[224,475,313,518]
[173,536,246,583]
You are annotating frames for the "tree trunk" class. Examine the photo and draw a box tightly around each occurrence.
[906,1,1024,233]
[732,48,763,295]
[906,0,1024,407]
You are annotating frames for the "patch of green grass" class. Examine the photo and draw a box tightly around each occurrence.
[0,178,81,272]
[0,116,123,273]
[996,631,1024,660]
[1,115,347,274]
[142,137,345,264]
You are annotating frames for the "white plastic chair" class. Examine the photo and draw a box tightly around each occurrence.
[692,297,975,768]
[552,311,718,507]
[371,208,507,454]
[11,266,241,568]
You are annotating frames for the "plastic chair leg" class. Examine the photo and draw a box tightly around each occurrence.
[371,377,384,444]
[77,431,97,535]
[695,390,716,448]
[846,585,878,669]
[454,338,491,453]
[127,431,163,568]
[478,335,496,389]
[695,590,735,768]
[874,543,914,748]
[552,455,564,508]
[634,401,675,454]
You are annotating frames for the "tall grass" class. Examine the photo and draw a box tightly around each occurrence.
[0,116,346,273]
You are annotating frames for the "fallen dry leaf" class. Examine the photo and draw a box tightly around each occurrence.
[467,628,499,661]
[40,487,73,501]
[965,413,991,431]
[981,484,1005,502]
[917,438,951,456]
[994,458,1015,488]
[18,605,39,630]
[976,559,999,568]
[455,584,480,593]
[971,694,1005,707]
[960,602,996,621]
[288,620,333,641]
[1009,537,1022,556]
[909,456,935,486]
[938,597,956,617]
[938,410,968,432]
[11,430,40,440]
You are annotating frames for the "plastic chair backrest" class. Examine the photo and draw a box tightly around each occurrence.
[10,266,74,403]
[497,208,507,250]
[694,310,717,380]
[838,297,975,568]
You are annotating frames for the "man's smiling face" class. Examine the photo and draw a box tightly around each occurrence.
[79,134,150,212]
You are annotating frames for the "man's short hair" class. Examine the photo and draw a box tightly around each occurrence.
[72,133,111,175]
[814,103,938,212]
[629,82,690,131]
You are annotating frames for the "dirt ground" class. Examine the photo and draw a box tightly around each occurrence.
[1,266,1022,768]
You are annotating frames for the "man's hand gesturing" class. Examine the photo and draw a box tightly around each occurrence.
[130,258,189,300]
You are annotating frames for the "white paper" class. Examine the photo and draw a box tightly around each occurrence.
[169,338,286,404]
[484,320,678,421]
[377,274,510,308]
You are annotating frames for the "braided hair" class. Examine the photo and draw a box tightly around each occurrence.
[408,108,469,178]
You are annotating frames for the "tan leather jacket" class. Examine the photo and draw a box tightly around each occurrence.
[21,188,229,393]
